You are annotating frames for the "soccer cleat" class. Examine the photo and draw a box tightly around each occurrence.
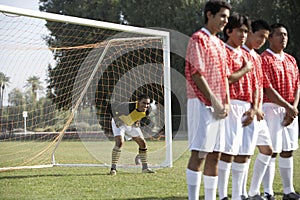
[221,197,228,200]
[263,192,275,200]
[142,168,155,173]
[248,194,266,200]
[109,169,117,175]
[283,192,300,200]
[241,195,248,200]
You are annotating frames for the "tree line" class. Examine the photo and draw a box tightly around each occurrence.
[0,74,60,132]
[39,0,300,62]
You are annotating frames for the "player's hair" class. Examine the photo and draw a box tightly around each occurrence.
[137,94,151,102]
[269,23,288,37]
[223,12,251,42]
[204,0,232,24]
[251,19,271,33]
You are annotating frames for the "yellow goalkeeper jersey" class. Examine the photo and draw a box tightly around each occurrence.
[119,109,146,126]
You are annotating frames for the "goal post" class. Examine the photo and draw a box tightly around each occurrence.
[0,5,172,171]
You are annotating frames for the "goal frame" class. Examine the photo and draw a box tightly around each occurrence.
[0,5,172,169]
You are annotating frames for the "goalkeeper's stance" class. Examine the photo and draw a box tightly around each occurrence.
[109,94,155,175]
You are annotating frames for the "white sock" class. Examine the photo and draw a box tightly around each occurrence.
[203,175,218,200]
[262,157,276,196]
[279,156,295,194]
[248,153,271,196]
[231,162,247,200]
[218,160,232,199]
[242,159,251,197]
[186,168,202,200]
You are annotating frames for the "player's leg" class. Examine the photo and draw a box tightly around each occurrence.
[132,135,155,173]
[239,113,272,199]
[220,100,249,200]
[278,151,300,199]
[248,119,273,198]
[279,117,300,199]
[186,98,216,200]
[187,150,205,200]
[248,145,272,198]
[241,157,251,199]
[203,151,220,200]
[262,153,277,198]
[218,153,233,200]
[109,118,125,175]
[218,100,251,199]
[110,135,124,175]
[248,146,272,197]
[262,103,283,197]
[232,155,249,200]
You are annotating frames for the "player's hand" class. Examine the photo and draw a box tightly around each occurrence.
[212,100,228,119]
[282,113,294,126]
[256,109,265,121]
[242,57,253,73]
[242,109,255,127]
[285,104,298,119]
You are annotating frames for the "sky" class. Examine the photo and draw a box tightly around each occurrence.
[0,0,54,105]
[0,0,39,10]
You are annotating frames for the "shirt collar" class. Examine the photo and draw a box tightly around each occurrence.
[201,27,219,43]
[201,27,211,36]
[242,44,257,58]
[266,49,285,61]
[225,43,242,55]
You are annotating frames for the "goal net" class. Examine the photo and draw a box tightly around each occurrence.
[0,5,172,172]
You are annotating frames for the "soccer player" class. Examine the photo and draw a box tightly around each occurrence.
[216,13,255,200]
[261,23,300,200]
[109,94,155,175]
[185,1,231,200]
[240,19,273,200]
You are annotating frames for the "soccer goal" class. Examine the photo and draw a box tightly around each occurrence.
[0,5,172,172]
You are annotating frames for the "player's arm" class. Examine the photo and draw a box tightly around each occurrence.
[264,87,298,117]
[224,76,230,114]
[228,58,252,84]
[113,113,125,127]
[283,88,300,126]
[264,87,298,127]
[111,102,129,127]
[192,72,227,119]
[242,88,259,127]
[256,88,265,120]
[293,88,300,108]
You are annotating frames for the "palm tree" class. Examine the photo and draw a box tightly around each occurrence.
[25,76,43,101]
[0,72,10,129]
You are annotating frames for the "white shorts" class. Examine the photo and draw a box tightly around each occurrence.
[111,118,144,138]
[238,108,272,155]
[255,119,272,146]
[263,103,299,153]
[187,98,225,153]
[223,100,251,155]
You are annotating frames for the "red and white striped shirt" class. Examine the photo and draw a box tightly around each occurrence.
[227,44,257,103]
[261,49,300,103]
[185,28,229,106]
[241,45,262,100]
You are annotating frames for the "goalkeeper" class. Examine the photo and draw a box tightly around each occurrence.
[109,94,155,175]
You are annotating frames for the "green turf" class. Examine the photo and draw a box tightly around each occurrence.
[0,140,299,199]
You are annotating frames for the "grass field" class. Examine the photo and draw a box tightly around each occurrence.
[0,140,299,200]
